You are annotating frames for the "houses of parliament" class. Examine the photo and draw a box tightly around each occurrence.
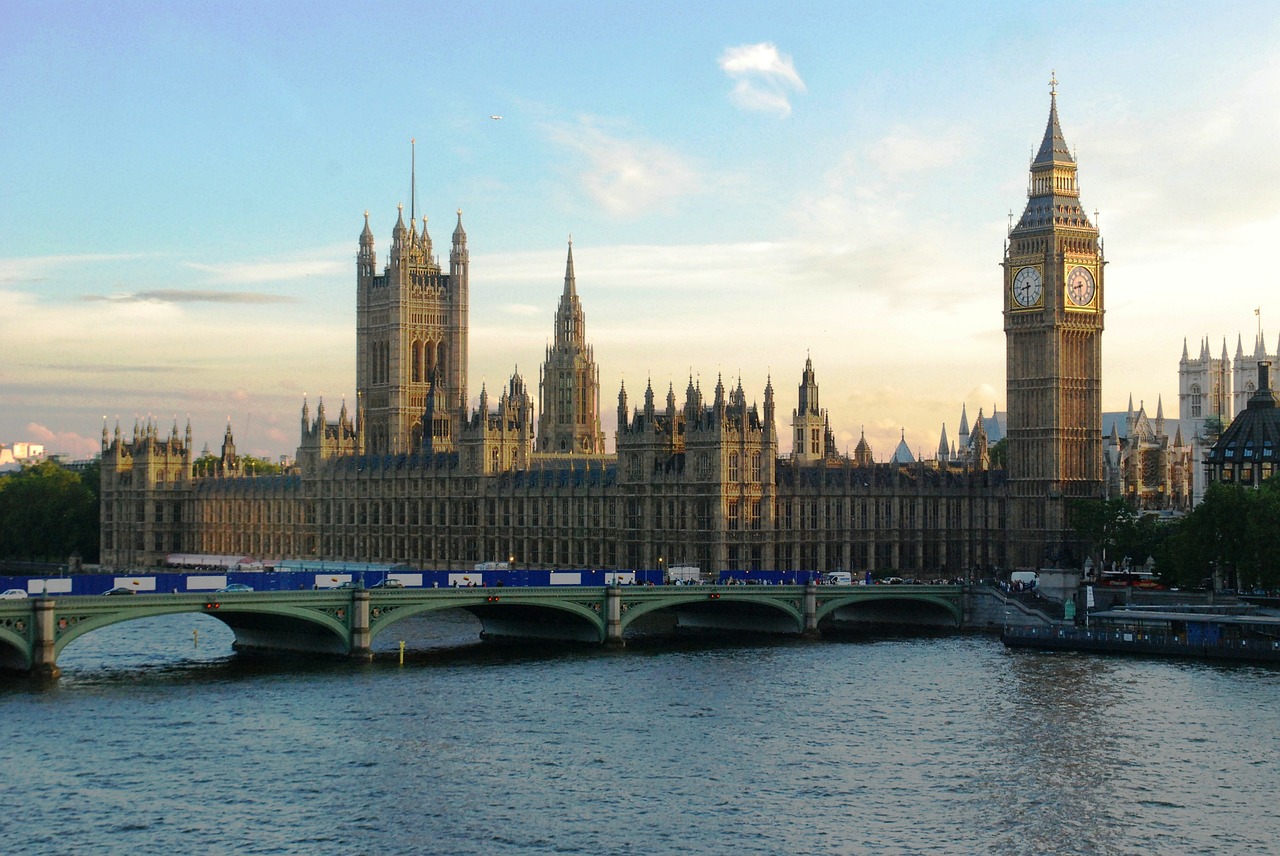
[100,86,1115,575]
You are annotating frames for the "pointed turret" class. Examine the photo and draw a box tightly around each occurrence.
[891,429,914,464]
[938,424,950,461]
[452,208,467,246]
[1034,82,1074,167]
[853,428,872,467]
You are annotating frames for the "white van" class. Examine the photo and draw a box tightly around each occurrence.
[823,571,853,586]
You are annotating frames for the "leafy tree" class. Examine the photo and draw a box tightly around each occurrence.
[1068,497,1134,569]
[241,455,283,475]
[989,438,1007,469]
[191,453,282,476]
[0,460,100,563]
[1156,478,1280,590]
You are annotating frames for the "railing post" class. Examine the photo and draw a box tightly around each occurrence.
[604,584,624,648]
[33,597,61,679]
[350,589,373,660]
[803,582,820,639]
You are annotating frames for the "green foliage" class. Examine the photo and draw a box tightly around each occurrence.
[1069,497,1178,577]
[989,438,1007,469]
[192,453,282,476]
[0,460,100,563]
[1157,478,1280,590]
[240,455,283,475]
[1068,497,1135,562]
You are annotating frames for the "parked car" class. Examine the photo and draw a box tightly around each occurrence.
[104,587,137,596]
[337,580,362,589]
[371,578,404,589]
[0,588,28,599]
[217,583,254,592]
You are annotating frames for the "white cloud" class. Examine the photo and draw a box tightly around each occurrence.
[544,120,700,218]
[719,42,806,117]
[23,423,100,459]
[185,250,347,285]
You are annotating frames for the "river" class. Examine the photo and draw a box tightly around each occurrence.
[4,612,1279,855]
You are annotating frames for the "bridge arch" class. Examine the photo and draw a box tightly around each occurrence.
[815,592,963,628]
[619,591,805,635]
[51,602,350,660]
[368,594,606,645]
[0,623,31,671]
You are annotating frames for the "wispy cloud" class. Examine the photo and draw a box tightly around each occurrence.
[545,119,700,218]
[719,42,806,117]
[0,253,149,286]
[184,251,347,284]
[83,289,296,305]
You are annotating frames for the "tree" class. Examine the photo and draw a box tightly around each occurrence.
[989,438,1008,469]
[1068,497,1134,570]
[0,460,100,563]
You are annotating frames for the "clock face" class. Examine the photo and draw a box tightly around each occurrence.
[1012,266,1043,308]
[1066,265,1096,306]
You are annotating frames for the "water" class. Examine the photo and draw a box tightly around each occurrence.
[4,612,1280,855]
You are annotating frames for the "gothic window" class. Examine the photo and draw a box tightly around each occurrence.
[1190,383,1202,418]
[728,452,740,482]
[751,451,762,481]
[728,500,740,531]
[696,453,710,479]
[811,427,820,455]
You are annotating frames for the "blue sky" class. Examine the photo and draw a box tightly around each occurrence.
[3,1,1279,460]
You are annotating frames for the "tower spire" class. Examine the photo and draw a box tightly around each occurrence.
[564,235,576,297]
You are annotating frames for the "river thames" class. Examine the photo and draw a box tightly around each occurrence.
[4,612,1279,855]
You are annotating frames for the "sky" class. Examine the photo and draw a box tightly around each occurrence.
[3,1,1280,462]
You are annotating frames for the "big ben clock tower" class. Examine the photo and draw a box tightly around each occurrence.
[1004,74,1105,568]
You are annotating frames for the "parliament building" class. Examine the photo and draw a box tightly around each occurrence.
[100,85,1109,575]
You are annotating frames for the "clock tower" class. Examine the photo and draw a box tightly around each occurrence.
[1004,76,1105,568]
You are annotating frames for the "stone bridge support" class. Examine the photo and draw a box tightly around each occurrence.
[350,589,372,660]
[803,582,819,638]
[605,585,623,647]
[33,598,60,680]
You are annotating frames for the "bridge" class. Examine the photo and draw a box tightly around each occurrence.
[0,583,966,678]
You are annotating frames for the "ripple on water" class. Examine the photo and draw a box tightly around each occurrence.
[4,621,1280,854]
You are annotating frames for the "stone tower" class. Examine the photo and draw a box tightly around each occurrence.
[537,240,605,454]
[356,143,468,456]
[792,356,825,462]
[1003,77,1105,567]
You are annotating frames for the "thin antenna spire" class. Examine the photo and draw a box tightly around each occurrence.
[410,138,417,227]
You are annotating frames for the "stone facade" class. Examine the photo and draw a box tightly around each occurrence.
[100,86,1102,575]
[1002,80,1105,566]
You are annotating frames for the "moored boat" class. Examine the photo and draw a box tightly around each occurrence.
[1002,606,1280,663]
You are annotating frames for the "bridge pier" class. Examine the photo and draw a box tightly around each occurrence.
[349,589,373,661]
[33,598,61,679]
[802,583,820,639]
[604,585,624,648]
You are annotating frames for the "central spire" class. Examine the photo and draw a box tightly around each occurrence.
[1034,73,1074,167]
[564,235,576,297]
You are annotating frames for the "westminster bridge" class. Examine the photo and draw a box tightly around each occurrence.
[0,583,1024,678]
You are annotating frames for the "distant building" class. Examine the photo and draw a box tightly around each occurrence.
[0,442,46,471]
[1102,398,1193,512]
[1180,329,1279,502]
[1206,361,1279,487]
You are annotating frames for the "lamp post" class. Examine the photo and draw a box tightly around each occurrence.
[658,556,665,583]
